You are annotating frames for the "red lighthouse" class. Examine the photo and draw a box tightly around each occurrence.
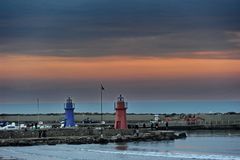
[114,94,128,129]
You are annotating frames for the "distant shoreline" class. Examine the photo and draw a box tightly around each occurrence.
[1,111,240,115]
[1,100,240,114]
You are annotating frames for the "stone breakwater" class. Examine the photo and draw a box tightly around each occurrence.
[0,129,187,147]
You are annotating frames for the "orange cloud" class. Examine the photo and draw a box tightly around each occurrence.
[0,55,240,81]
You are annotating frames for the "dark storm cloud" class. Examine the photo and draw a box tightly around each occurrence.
[0,0,240,58]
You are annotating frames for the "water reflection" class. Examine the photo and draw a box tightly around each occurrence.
[115,143,128,151]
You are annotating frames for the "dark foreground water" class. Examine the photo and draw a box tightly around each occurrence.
[0,131,240,160]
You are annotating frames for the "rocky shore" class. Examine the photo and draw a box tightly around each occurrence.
[0,130,187,147]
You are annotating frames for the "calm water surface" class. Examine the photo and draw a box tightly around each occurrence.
[0,131,240,160]
[1,100,240,114]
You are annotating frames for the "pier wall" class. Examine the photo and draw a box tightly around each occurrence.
[0,128,136,139]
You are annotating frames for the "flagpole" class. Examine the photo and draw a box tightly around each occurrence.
[101,88,103,124]
[100,84,104,136]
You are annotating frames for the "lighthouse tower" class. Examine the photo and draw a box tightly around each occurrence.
[114,94,128,129]
[64,97,75,127]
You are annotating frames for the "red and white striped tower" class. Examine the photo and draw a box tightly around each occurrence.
[114,94,128,129]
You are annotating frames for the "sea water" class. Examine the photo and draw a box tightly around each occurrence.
[0,131,240,160]
[1,100,240,114]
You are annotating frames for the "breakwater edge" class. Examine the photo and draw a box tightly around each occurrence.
[0,128,186,147]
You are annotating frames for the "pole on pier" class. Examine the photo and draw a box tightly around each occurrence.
[100,84,104,135]
[37,98,40,125]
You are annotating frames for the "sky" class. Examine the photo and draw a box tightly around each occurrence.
[0,0,240,105]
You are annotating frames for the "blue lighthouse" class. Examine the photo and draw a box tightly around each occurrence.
[64,97,75,127]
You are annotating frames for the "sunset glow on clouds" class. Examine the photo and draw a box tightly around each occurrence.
[1,55,240,81]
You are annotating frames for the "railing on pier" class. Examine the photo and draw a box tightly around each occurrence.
[150,120,240,128]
